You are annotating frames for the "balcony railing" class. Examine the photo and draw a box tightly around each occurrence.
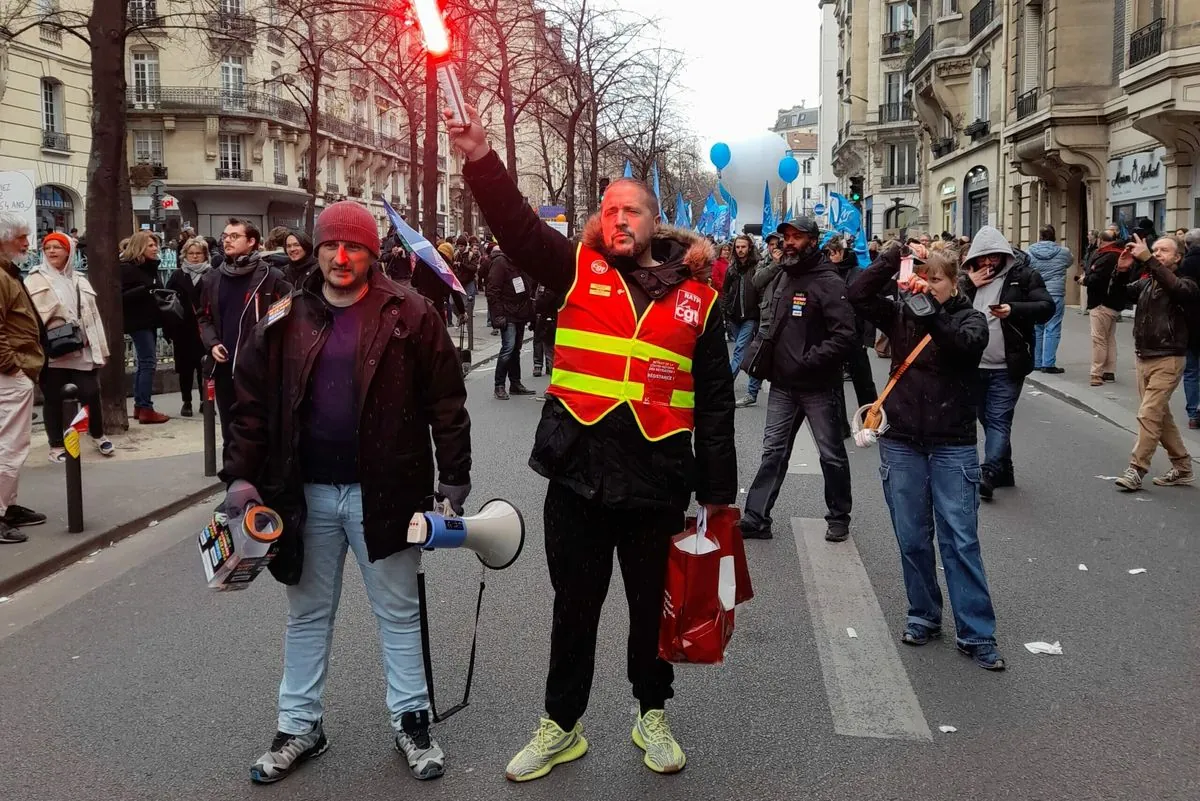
[132,162,168,179]
[878,102,913,123]
[931,137,958,158]
[39,24,62,44]
[42,130,70,151]
[274,172,288,186]
[964,119,990,139]
[390,195,404,207]
[216,168,253,181]
[267,30,284,47]
[207,12,256,38]
[882,174,917,188]
[1016,88,1039,120]
[347,184,364,198]
[906,25,933,75]
[882,30,913,56]
[1129,18,1164,67]
[325,183,341,194]
[969,0,994,40]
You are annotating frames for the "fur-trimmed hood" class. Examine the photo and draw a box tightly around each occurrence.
[581,215,714,283]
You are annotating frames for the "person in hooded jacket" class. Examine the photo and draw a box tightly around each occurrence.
[282,231,318,286]
[722,234,763,406]
[1025,225,1074,373]
[1078,229,1126,386]
[847,245,1005,671]
[959,226,1054,500]
[450,104,735,781]
[739,218,857,542]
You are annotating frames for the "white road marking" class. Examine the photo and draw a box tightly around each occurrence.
[792,517,933,741]
[787,422,822,475]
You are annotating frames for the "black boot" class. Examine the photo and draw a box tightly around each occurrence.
[509,383,536,396]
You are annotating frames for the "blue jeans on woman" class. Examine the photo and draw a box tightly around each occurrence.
[129,328,157,410]
[278,484,427,735]
[878,438,998,646]
[1033,294,1065,369]
[729,319,762,399]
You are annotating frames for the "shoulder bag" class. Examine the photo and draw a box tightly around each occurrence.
[45,283,86,358]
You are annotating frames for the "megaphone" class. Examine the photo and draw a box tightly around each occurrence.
[407,498,525,570]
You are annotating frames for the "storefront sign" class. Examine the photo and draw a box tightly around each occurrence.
[1108,147,1166,203]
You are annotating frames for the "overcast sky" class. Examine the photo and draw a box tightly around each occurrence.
[631,0,823,150]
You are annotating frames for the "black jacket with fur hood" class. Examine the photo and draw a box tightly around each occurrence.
[463,149,736,510]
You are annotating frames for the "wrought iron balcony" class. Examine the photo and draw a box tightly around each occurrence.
[878,102,913,123]
[882,30,913,56]
[131,162,168,179]
[207,12,256,38]
[42,130,70,151]
[882,174,917,189]
[1129,18,1164,67]
[906,25,933,75]
[216,168,253,181]
[1016,88,1039,120]
[325,183,341,194]
[969,0,994,40]
[39,24,62,44]
[347,184,364,198]
[274,172,288,186]
[931,137,958,158]
[965,119,990,139]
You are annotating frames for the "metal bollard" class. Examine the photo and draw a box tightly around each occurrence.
[203,369,217,477]
[61,383,84,533]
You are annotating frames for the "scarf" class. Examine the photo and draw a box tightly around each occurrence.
[181,259,213,285]
[219,251,259,277]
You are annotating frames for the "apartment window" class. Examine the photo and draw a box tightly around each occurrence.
[134,130,163,164]
[803,187,812,200]
[221,0,243,14]
[41,79,62,132]
[219,134,243,173]
[886,2,912,32]
[1112,0,1127,81]
[1020,3,1044,93]
[973,64,990,121]
[352,98,367,128]
[884,71,905,106]
[802,159,812,176]
[131,51,159,104]
[941,114,954,137]
[298,150,309,180]
[940,0,958,16]
[273,140,285,175]
[221,55,246,109]
[128,0,156,24]
[888,142,917,182]
[326,155,338,185]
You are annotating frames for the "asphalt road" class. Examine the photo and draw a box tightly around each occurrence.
[3,348,1198,801]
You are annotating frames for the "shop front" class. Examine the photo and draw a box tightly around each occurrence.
[1107,147,1166,235]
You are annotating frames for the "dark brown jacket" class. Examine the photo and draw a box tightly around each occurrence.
[220,268,472,584]
[0,261,45,380]
[1114,255,1200,358]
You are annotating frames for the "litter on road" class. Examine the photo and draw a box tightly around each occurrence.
[938,725,958,733]
[1079,564,1088,571]
[1128,568,1148,575]
[1024,641,1063,655]
[846,627,858,639]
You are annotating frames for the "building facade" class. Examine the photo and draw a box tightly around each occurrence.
[817,0,840,214]
[830,0,924,239]
[773,103,821,217]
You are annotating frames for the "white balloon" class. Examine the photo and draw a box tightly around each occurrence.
[716,131,791,227]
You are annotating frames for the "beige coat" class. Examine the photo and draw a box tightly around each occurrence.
[23,266,110,368]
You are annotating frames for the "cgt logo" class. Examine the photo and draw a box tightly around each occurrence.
[674,289,702,327]
[590,259,609,275]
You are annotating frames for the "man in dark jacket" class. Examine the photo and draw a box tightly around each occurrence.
[451,105,735,780]
[1180,228,1200,428]
[484,245,536,398]
[959,226,1054,499]
[722,234,763,406]
[1111,234,1198,491]
[196,218,291,454]
[828,239,878,436]
[531,281,559,378]
[740,218,857,542]
[1078,229,1126,385]
[222,201,471,784]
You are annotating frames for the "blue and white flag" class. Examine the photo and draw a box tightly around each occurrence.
[696,192,719,235]
[381,198,464,294]
[824,192,869,263]
[717,181,737,224]
[673,191,689,228]
[651,162,664,221]
[623,160,633,179]
[760,181,777,239]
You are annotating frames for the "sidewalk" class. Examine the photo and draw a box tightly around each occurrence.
[1023,307,1200,460]
[1,301,506,598]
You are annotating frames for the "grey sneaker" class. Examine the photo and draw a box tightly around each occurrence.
[395,709,444,780]
[250,720,328,784]
[734,395,757,408]
[1114,466,1144,492]
[1152,467,1194,487]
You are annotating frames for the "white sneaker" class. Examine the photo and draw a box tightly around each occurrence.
[1114,466,1144,492]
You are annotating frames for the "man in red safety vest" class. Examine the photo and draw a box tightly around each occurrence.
[449,107,737,781]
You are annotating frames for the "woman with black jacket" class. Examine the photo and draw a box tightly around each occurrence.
[164,236,211,417]
[847,246,1006,671]
[119,231,169,423]
[282,231,317,286]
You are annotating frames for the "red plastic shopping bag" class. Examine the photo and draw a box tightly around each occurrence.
[658,506,754,665]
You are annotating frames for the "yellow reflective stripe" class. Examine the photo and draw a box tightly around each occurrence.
[550,369,695,408]
[555,328,693,372]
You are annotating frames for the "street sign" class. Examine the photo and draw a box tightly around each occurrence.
[813,202,826,216]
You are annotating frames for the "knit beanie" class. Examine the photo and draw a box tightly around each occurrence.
[42,232,72,252]
[313,201,380,258]
[437,241,455,262]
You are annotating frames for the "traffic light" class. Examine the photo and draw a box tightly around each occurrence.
[849,176,864,208]
[598,177,610,205]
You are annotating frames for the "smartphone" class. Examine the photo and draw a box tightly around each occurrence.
[899,256,914,284]
[989,304,1003,311]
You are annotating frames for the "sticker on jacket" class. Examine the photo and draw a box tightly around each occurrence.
[589,283,612,297]
[674,290,703,327]
[792,292,807,318]
[644,358,677,406]
[265,296,292,327]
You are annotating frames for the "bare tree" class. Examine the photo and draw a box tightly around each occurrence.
[607,43,688,182]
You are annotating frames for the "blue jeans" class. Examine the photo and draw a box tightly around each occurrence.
[494,321,525,388]
[878,439,997,646]
[729,319,762,398]
[1184,347,1199,421]
[129,328,157,409]
[1034,294,1065,369]
[975,368,1023,477]
[278,484,427,735]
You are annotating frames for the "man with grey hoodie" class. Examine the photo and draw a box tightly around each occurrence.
[959,226,1054,500]
[1026,225,1074,373]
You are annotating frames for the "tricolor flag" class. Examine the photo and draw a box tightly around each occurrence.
[67,406,88,435]
[380,198,465,295]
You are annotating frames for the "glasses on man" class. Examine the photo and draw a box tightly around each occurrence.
[222,233,246,241]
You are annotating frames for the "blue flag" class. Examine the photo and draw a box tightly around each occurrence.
[696,192,719,235]
[717,181,737,225]
[760,181,777,239]
[651,162,663,221]
[824,192,869,263]
[623,160,633,179]
[673,191,689,228]
[381,198,464,294]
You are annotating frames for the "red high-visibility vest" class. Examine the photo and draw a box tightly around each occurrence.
[547,243,719,441]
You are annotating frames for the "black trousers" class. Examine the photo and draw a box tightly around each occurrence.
[40,367,104,448]
[178,364,204,405]
[213,362,237,458]
[533,314,557,370]
[835,345,879,434]
[543,481,682,730]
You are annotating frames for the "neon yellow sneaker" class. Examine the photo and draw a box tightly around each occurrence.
[505,717,588,782]
[632,709,686,774]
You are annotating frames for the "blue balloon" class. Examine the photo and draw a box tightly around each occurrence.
[778,156,800,184]
[710,142,731,171]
